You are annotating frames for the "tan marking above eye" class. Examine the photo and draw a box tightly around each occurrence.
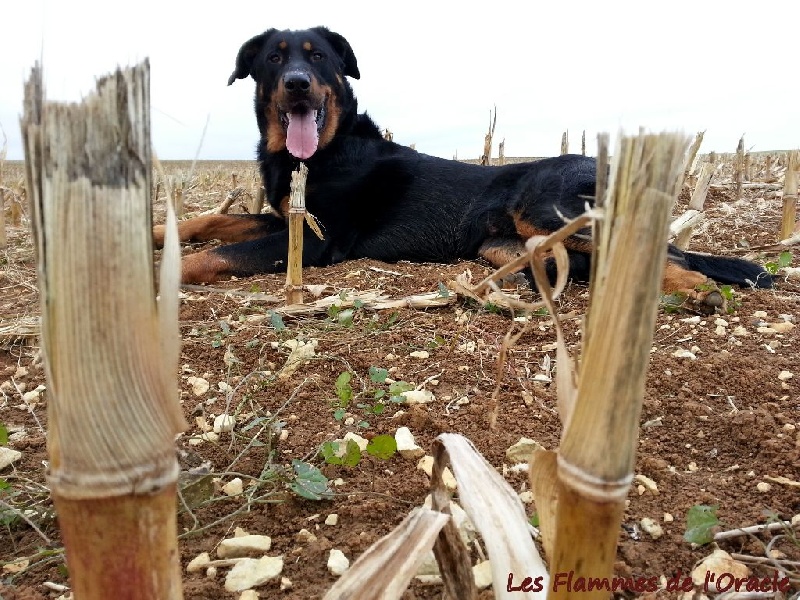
[303,41,312,51]
[278,40,287,49]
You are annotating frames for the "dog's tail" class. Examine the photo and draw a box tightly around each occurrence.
[669,245,773,289]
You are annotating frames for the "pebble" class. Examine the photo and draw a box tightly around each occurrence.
[408,350,429,359]
[221,478,244,496]
[224,556,284,592]
[327,549,350,576]
[505,437,544,464]
[325,514,339,526]
[401,390,435,405]
[395,427,425,459]
[217,535,273,558]
[640,517,664,539]
[0,447,22,470]
[343,432,368,451]
[473,560,493,589]
[213,413,235,433]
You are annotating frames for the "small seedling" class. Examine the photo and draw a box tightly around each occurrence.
[765,251,793,275]
[289,459,333,500]
[683,504,720,545]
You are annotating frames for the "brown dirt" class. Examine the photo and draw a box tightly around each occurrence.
[1,160,799,599]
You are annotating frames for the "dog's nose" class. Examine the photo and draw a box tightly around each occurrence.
[283,71,311,94]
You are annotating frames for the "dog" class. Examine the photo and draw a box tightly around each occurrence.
[153,26,772,306]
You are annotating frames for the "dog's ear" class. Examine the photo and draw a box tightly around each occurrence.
[228,29,277,86]
[312,27,360,80]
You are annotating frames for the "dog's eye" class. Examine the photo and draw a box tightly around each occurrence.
[267,53,281,64]
[310,51,324,61]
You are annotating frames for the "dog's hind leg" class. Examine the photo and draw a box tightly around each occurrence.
[153,214,285,248]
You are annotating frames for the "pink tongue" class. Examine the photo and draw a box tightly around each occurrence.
[286,111,319,159]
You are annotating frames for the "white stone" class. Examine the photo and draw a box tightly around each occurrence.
[217,535,272,558]
[327,549,350,576]
[280,577,293,590]
[395,427,425,459]
[473,560,493,589]
[296,528,317,543]
[221,478,244,496]
[188,376,210,396]
[239,590,259,600]
[213,413,235,433]
[186,552,211,573]
[640,517,664,539]
[409,350,430,359]
[224,556,284,592]
[324,514,339,526]
[691,549,749,592]
[0,447,22,470]
[505,437,544,464]
[401,390,434,404]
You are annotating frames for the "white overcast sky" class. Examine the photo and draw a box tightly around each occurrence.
[2,1,798,161]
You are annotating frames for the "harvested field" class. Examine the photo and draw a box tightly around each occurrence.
[1,156,799,599]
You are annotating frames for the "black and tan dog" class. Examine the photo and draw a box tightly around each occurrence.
[154,26,772,302]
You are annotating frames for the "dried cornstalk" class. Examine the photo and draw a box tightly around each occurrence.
[735,136,745,200]
[560,130,568,155]
[781,150,798,240]
[581,130,586,156]
[498,139,505,166]
[21,61,186,599]
[538,132,691,600]
[674,162,713,249]
[285,163,308,304]
[250,184,266,214]
[682,130,705,186]
[479,107,497,166]
[0,152,6,250]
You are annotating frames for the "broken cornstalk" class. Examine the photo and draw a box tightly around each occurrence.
[534,132,691,600]
[781,150,798,240]
[285,163,309,305]
[21,61,186,599]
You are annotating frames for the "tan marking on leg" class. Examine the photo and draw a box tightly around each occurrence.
[154,215,265,248]
[512,211,593,253]
[181,250,234,284]
[478,240,525,267]
[661,262,710,294]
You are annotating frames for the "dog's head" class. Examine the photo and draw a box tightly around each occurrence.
[228,27,360,160]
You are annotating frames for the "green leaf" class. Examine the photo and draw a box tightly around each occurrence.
[353,299,364,309]
[371,403,385,415]
[335,372,353,405]
[366,435,397,460]
[268,310,286,332]
[388,380,414,402]
[0,423,8,446]
[683,504,720,545]
[321,441,362,467]
[290,460,332,500]
[529,512,540,527]
[437,282,450,298]
[779,251,793,268]
[333,408,346,421]
[0,478,10,491]
[357,420,370,429]
[373,389,386,400]
[327,304,342,319]
[369,366,389,383]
